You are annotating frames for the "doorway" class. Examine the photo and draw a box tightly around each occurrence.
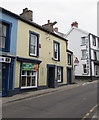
[47,65,55,88]
[0,63,9,96]
[67,67,72,84]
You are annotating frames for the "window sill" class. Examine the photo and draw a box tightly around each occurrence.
[57,81,63,83]
[0,48,10,52]
[82,73,88,75]
[21,86,37,89]
[81,58,87,60]
[81,44,86,46]
[52,57,60,61]
[68,63,72,65]
[29,54,39,58]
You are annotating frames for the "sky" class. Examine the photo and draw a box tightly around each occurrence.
[1,0,98,35]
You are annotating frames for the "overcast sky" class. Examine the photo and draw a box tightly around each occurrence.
[1,0,98,35]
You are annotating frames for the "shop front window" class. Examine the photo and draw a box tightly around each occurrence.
[21,63,38,89]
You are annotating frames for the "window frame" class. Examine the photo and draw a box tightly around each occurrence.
[0,20,11,52]
[98,38,99,48]
[29,31,39,57]
[83,64,87,74]
[81,37,86,46]
[92,35,96,46]
[21,62,38,89]
[57,66,63,83]
[94,51,97,60]
[53,41,60,61]
[68,53,72,65]
[81,50,87,60]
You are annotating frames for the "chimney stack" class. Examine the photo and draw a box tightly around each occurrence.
[20,8,33,21]
[71,21,78,28]
[42,20,57,32]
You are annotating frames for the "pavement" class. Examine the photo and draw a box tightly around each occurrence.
[1,79,98,105]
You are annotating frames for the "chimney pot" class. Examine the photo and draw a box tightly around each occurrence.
[48,20,50,24]
[71,21,78,28]
[23,8,28,13]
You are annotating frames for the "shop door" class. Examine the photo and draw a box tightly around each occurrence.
[0,63,9,96]
[67,68,72,84]
[47,67,55,88]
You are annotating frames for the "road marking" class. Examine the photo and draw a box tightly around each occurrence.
[81,104,98,120]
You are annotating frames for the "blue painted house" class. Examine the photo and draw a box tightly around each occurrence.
[0,7,18,96]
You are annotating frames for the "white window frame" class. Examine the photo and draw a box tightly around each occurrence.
[83,64,87,74]
[57,67,61,82]
[98,38,99,48]
[81,37,86,45]
[92,36,96,46]
[68,53,72,65]
[21,70,37,89]
[0,23,7,49]
[82,50,87,59]
[30,34,37,56]
[54,43,59,60]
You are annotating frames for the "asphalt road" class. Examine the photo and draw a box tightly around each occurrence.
[2,82,97,119]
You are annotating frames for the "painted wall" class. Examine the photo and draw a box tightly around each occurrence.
[66,28,90,76]
[0,12,18,55]
[15,20,68,88]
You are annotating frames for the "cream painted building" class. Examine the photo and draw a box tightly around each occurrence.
[0,8,74,96]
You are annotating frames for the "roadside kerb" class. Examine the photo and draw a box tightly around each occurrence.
[2,80,97,105]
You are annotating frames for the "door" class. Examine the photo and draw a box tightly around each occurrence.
[0,63,9,96]
[67,68,72,84]
[47,66,55,88]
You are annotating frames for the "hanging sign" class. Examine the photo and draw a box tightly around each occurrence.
[22,63,39,71]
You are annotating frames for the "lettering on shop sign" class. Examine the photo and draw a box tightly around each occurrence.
[22,63,39,71]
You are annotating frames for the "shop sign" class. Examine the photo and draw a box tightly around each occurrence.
[22,63,39,71]
[0,57,11,63]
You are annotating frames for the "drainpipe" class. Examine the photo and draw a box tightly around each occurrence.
[89,33,93,82]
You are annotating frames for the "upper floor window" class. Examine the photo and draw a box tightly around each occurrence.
[92,36,96,46]
[29,31,39,57]
[94,51,97,60]
[0,22,10,51]
[81,37,86,45]
[53,41,60,61]
[98,38,99,48]
[68,54,72,65]
[82,50,87,60]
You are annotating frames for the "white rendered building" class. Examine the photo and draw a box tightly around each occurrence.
[66,22,99,80]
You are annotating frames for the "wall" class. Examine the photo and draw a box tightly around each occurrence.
[0,12,18,55]
[15,20,67,88]
[66,28,90,76]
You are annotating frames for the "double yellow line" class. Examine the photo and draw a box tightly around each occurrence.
[81,104,98,120]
